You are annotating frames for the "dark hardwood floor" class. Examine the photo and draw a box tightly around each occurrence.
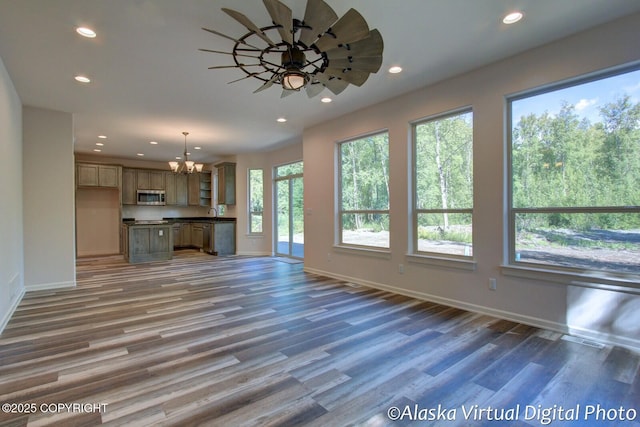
[1,252,638,426]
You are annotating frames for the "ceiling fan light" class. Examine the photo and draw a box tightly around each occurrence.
[195,163,204,172]
[282,70,308,91]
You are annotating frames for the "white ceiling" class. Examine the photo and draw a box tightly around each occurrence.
[1,0,640,163]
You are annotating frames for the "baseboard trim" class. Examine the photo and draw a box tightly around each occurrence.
[25,280,76,292]
[0,286,25,335]
[236,251,272,257]
[303,266,640,351]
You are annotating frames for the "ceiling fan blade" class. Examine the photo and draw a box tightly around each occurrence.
[199,48,260,60]
[327,56,382,73]
[222,8,276,47]
[315,72,349,95]
[208,64,262,70]
[305,82,325,98]
[263,0,293,45]
[324,29,383,60]
[228,72,263,84]
[298,0,338,46]
[253,74,279,93]
[314,9,371,52]
[201,27,262,50]
[281,89,296,98]
[324,67,370,86]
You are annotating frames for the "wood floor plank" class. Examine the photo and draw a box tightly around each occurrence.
[0,252,637,426]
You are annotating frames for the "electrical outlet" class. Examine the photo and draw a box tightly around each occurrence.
[489,278,497,290]
[398,264,405,274]
[327,253,331,262]
[159,230,164,236]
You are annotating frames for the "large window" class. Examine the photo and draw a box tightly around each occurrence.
[413,109,473,257]
[248,169,263,234]
[338,132,390,249]
[509,67,640,277]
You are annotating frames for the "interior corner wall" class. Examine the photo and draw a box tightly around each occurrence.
[0,56,24,334]
[302,13,640,350]
[23,106,76,291]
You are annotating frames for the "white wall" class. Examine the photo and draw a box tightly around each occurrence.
[0,56,24,333]
[303,13,640,349]
[23,106,76,291]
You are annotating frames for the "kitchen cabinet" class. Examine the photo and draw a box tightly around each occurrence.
[216,162,236,205]
[76,163,120,188]
[137,170,164,190]
[188,174,200,206]
[165,172,177,205]
[191,223,204,249]
[176,174,188,206]
[172,224,181,247]
[122,168,137,205]
[124,223,172,263]
[180,223,192,247]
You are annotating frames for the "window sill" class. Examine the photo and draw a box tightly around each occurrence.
[333,245,391,259]
[501,264,640,294]
[407,254,476,271]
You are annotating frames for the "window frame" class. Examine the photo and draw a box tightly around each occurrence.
[247,168,264,235]
[505,64,640,287]
[410,107,474,262]
[337,130,391,251]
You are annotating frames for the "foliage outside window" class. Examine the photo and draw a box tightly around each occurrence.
[413,109,473,257]
[248,169,263,234]
[339,132,390,249]
[509,67,640,277]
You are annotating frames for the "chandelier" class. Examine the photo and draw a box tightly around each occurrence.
[168,132,203,174]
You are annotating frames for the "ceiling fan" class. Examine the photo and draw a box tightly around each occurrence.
[200,0,384,98]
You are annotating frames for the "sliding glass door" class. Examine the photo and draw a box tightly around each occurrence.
[274,162,303,258]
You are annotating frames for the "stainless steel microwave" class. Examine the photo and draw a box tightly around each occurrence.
[137,190,166,205]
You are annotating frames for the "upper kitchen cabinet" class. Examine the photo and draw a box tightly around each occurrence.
[76,163,121,188]
[188,173,200,206]
[122,168,137,205]
[216,162,236,205]
[137,170,164,190]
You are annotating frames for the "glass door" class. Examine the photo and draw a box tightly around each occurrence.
[274,162,304,258]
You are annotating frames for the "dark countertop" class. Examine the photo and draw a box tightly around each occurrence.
[162,217,236,223]
[123,217,236,224]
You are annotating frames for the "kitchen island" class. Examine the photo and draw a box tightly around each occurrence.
[122,220,173,263]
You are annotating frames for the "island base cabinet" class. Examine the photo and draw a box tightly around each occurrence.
[125,225,172,263]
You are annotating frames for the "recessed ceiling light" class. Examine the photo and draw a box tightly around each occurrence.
[277,117,287,123]
[389,66,403,74]
[136,153,144,157]
[503,11,524,24]
[149,141,158,145]
[98,135,107,139]
[175,156,181,160]
[93,149,102,152]
[321,97,332,103]
[74,75,91,83]
[96,142,104,146]
[76,27,96,38]
[194,146,201,150]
